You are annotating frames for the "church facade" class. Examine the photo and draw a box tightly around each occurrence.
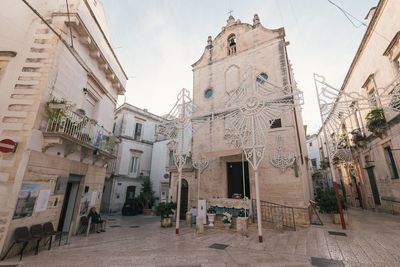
[169,15,312,225]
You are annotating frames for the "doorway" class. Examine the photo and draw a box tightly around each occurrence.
[227,162,250,199]
[179,179,188,220]
[365,167,381,205]
[57,175,81,232]
[125,186,136,202]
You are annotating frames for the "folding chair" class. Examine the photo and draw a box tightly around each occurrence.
[1,226,39,261]
[43,222,63,249]
[30,224,45,255]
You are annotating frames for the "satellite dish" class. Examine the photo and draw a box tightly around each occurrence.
[163,173,170,179]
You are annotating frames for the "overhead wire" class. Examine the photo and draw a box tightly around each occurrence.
[326,0,390,42]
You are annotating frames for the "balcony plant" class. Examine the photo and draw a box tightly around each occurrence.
[206,206,216,227]
[47,98,67,109]
[350,129,367,148]
[366,108,387,138]
[156,202,176,227]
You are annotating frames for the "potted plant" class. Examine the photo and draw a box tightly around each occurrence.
[315,188,348,224]
[366,108,387,138]
[221,212,232,229]
[350,129,367,148]
[48,98,67,109]
[207,207,217,226]
[236,208,249,233]
[138,176,155,215]
[156,202,176,227]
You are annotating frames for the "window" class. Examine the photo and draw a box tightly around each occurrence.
[134,123,142,141]
[270,118,282,129]
[130,156,139,177]
[204,88,213,98]
[256,73,268,85]
[112,122,116,134]
[227,34,236,55]
[384,146,399,179]
[311,159,317,167]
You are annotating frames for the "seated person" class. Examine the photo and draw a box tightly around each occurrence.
[88,207,106,233]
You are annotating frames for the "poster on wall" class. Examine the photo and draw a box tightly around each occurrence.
[54,176,68,195]
[35,189,51,212]
[89,191,97,207]
[13,183,40,219]
[80,190,90,215]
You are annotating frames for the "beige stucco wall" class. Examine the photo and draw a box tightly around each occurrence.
[0,0,126,254]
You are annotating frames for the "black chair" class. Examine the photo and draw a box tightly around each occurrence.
[30,224,45,255]
[43,222,63,249]
[1,226,39,261]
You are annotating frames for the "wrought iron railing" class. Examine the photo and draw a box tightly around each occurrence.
[45,109,117,155]
[106,159,117,174]
[252,200,296,231]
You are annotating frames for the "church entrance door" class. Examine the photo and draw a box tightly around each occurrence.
[179,179,189,220]
[227,162,250,199]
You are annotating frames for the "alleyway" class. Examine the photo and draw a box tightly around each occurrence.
[2,209,400,267]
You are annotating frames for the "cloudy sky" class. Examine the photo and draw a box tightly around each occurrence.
[102,0,377,134]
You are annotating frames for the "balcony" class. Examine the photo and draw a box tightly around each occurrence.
[42,107,118,163]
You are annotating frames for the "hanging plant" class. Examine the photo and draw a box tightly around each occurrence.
[350,129,367,147]
[366,108,387,137]
[47,97,67,109]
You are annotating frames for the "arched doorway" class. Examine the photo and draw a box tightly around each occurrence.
[179,179,189,220]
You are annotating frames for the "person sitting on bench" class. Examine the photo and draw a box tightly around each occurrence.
[88,207,106,233]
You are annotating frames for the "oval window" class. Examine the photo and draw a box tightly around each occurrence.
[256,72,268,85]
[204,88,213,98]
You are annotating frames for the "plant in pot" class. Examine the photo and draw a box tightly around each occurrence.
[350,129,367,148]
[366,108,387,138]
[315,188,348,224]
[47,97,67,109]
[138,176,155,215]
[236,208,249,233]
[221,212,232,229]
[207,207,217,227]
[156,202,176,227]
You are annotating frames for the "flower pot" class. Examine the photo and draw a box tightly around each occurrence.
[143,208,152,216]
[224,223,231,229]
[333,213,349,225]
[48,103,67,109]
[207,213,216,227]
[236,217,248,233]
[161,217,172,227]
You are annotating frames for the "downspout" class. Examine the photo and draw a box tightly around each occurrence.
[283,39,304,165]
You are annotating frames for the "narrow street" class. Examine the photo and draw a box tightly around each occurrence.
[2,209,400,267]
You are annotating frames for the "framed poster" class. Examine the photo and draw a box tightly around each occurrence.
[35,189,51,212]
[54,176,68,195]
[13,183,40,219]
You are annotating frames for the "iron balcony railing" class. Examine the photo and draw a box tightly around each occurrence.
[252,199,296,231]
[45,109,118,155]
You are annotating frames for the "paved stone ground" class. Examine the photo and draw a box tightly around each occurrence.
[2,208,400,267]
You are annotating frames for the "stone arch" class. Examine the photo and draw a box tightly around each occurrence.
[224,65,240,93]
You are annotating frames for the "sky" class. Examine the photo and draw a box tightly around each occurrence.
[102,0,378,134]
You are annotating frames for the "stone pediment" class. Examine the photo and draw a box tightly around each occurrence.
[192,15,285,69]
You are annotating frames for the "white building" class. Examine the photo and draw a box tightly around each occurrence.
[150,140,172,203]
[306,134,321,172]
[0,0,127,256]
[101,103,163,213]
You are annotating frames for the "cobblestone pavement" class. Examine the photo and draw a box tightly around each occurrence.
[2,208,400,267]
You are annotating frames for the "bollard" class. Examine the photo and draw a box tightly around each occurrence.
[86,216,92,237]
[196,215,204,234]
[186,212,192,227]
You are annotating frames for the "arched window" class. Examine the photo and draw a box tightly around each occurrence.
[227,34,236,55]
[256,72,268,85]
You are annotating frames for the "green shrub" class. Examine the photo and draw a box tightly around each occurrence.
[315,188,347,214]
